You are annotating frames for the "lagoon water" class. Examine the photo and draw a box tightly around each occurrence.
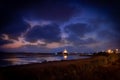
[0,53,89,67]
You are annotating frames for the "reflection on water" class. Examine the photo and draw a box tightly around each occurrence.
[0,54,90,67]
[63,55,68,60]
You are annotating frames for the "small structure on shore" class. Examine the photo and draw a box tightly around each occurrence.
[62,49,68,60]
[106,49,119,54]
[63,49,68,56]
[55,49,68,56]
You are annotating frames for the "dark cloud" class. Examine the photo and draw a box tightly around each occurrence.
[0,39,12,46]
[0,0,33,27]
[67,34,98,46]
[0,0,78,28]
[64,23,98,46]
[0,0,120,52]
[97,29,120,48]
[88,17,110,29]
[26,24,61,42]
[78,38,98,45]
[0,20,29,38]
[23,1,77,22]
[111,22,120,35]
[65,23,93,37]
[97,30,116,39]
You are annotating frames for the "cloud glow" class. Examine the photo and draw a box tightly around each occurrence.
[0,34,46,48]
[24,19,52,28]
[0,0,119,52]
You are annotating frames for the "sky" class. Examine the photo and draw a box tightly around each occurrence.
[0,0,120,53]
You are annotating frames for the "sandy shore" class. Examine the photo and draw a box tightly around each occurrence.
[0,56,120,80]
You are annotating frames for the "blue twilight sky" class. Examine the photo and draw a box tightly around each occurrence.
[0,0,120,53]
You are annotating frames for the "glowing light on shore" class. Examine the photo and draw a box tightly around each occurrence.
[107,49,113,54]
[63,49,68,53]
[115,49,119,53]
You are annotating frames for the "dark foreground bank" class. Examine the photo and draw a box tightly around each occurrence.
[0,54,120,80]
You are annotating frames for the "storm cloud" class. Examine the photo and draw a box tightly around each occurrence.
[26,24,61,42]
[65,23,93,37]
[0,0,120,52]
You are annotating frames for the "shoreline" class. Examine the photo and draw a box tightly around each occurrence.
[0,55,120,80]
[0,55,91,67]
[0,56,91,68]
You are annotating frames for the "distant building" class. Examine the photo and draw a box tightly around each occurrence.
[113,49,119,54]
[63,49,68,56]
[106,49,119,54]
[107,49,113,54]
[56,49,68,56]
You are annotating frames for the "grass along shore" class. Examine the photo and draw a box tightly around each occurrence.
[0,54,120,80]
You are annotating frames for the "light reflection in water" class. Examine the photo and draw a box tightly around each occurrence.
[4,58,28,65]
[63,55,68,60]
[1,55,90,67]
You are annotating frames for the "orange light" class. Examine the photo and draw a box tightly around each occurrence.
[107,49,113,54]
[63,55,67,60]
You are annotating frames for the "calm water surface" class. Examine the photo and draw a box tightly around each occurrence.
[0,54,90,67]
